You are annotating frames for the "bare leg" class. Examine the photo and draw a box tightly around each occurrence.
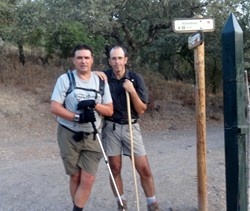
[134,155,155,197]
[73,170,96,208]
[70,172,81,201]
[108,155,124,196]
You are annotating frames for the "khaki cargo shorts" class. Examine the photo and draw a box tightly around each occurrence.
[57,124,103,176]
[102,121,146,156]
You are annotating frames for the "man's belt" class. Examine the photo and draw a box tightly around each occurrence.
[105,118,137,125]
[60,124,93,142]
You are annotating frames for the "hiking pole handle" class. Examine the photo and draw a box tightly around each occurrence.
[91,121,98,135]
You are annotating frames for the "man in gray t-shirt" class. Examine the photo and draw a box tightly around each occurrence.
[51,44,113,211]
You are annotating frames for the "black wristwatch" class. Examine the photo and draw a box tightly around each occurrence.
[73,114,80,122]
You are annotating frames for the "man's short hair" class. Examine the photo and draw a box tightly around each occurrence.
[72,44,93,57]
[109,45,128,58]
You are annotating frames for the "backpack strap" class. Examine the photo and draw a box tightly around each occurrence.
[66,70,76,98]
[98,77,105,96]
[65,70,105,99]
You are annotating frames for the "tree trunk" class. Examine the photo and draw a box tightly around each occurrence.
[17,41,25,66]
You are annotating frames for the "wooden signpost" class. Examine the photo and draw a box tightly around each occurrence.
[172,17,215,211]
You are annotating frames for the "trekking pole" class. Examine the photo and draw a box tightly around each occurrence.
[90,121,126,211]
[125,91,140,211]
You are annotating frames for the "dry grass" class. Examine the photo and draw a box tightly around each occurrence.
[0,53,65,103]
[138,68,223,123]
[140,69,196,107]
[0,51,223,121]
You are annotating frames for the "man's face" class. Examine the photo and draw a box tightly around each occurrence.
[73,49,93,73]
[108,47,128,74]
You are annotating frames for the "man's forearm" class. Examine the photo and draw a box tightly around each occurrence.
[50,101,75,121]
[129,91,147,116]
[95,103,113,117]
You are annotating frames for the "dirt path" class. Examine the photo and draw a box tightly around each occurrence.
[0,122,226,211]
[0,84,228,211]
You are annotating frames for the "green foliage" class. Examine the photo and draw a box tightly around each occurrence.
[0,1,15,26]
[0,0,250,94]
[0,1,15,38]
[0,0,47,46]
[45,21,106,59]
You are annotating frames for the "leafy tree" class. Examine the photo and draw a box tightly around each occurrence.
[1,0,250,94]
[0,0,47,64]
[0,1,16,38]
[45,21,106,59]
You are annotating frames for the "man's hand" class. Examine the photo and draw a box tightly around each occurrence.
[123,79,135,93]
[94,71,107,81]
[77,100,96,110]
[79,109,96,123]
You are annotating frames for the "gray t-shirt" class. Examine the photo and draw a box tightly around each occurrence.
[51,70,112,133]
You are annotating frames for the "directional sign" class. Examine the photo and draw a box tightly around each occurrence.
[188,31,204,49]
[172,18,215,33]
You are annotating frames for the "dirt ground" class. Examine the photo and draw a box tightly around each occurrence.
[0,84,232,211]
